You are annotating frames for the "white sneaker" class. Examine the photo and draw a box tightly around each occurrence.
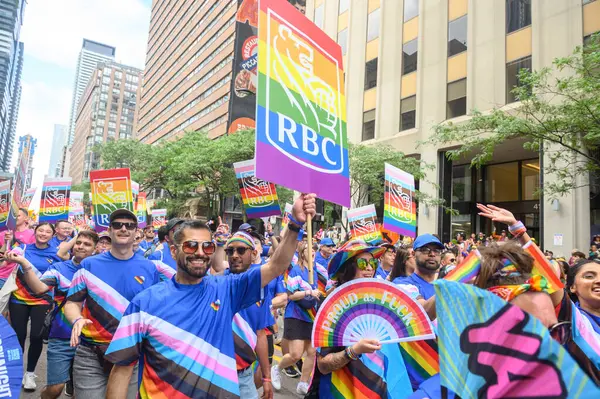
[297,381,309,395]
[271,364,282,391]
[23,372,37,391]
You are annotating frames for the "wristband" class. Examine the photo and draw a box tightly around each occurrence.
[262,378,271,383]
[287,214,303,228]
[214,232,230,247]
[508,221,527,237]
[73,317,83,325]
[287,223,301,233]
[345,346,359,361]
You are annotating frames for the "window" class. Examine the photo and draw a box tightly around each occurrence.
[485,162,519,202]
[400,96,416,131]
[364,58,378,90]
[404,0,419,21]
[506,0,531,33]
[314,4,324,29]
[339,0,349,14]
[506,56,532,103]
[521,160,540,200]
[452,165,472,202]
[367,8,381,42]
[447,78,467,118]
[402,39,418,74]
[338,29,348,55]
[362,110,376,141]
[448,15,467,56]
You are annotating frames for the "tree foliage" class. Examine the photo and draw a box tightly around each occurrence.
[428,33,600,198]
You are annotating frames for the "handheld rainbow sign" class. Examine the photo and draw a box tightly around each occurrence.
[281,203,293,230]
[137,192,147,228]
[383,163,416,238]
[444,249,482,284]
[21,188,36,210]
[131,181,139,212]
[434,280,599,398]
[312,279,435,348]
[151,209,167,229]
[90,168,134,232]
[347,205,382,244]
[523,240,564,294]
[255,0,350,207]
[39,177,71,223]
[233,159,280,219]
[69,191,85,228]
[0,180,10,232]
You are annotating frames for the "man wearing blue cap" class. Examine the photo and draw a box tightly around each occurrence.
[314,237,335,270]
[392,234,443,301]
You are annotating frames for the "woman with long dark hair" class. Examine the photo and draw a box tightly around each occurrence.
[9,222,61,391]
[388,246,416,281]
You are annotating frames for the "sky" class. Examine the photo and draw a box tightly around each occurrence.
[13,0,152,206]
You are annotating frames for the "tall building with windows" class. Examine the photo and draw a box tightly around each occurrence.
[67,39,116,146]
[306,0,600,254]
[69,61,142,184]
[48,124,68,177]
[0,0,26,172]
[16,134,36,190]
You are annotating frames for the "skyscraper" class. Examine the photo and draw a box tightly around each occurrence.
[70,60,142,184]
[67,39,116,146]
[48,124,68,177]
[0,0,26,171]
[16,134,36,191]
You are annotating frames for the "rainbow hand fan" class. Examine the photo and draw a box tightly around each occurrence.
[312,279,435,348]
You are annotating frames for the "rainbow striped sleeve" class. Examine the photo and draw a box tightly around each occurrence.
[105,301,144,366]
[150,260,175,281]
[66,268,88,303]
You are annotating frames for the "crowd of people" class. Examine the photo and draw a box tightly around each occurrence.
[0,195,597,398]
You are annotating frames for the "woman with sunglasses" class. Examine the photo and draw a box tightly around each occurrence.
[478,203,600,385]
[9,222,62,391]
[272,240,319,395]
[306,239,395,398]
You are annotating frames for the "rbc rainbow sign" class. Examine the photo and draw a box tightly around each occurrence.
[255,0,350,207]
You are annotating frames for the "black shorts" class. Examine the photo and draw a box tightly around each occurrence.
[283,317,313,341]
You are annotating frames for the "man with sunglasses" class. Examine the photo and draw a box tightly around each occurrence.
[63,209,163,399]
[147,218,184,268]
[103,194,316,399]
[315,237,335,271]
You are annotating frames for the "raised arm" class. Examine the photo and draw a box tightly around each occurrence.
[6,252,49,294]
[57,237,76,260]
[210,217,230,275]
[260,194,316,288]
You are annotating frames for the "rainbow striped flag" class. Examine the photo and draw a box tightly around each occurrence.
[523,240,564,293]
[21,187,36,209]
[151,209,167,229]
[69,191,85,228]
[39,177,71,223]
[281,203,292,230]
[137,192,147,228]
[255,0,350,207]
[0,180,10,232]
[444,249,482,284]
[233,159,280,219]
[90,168,134,232]
[399,339,440,389]
[383,163,416,238]
[131,181,139,212]
[347,204,382,244]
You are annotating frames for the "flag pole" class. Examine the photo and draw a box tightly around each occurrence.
[307,214,314,284]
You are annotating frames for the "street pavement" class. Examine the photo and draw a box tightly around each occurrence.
[20,343,302,398]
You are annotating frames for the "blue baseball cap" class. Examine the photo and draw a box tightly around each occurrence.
[413,234,444,251]
[238,223,255,232]
[320,237,335,246]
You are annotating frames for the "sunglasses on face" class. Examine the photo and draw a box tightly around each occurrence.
[178,240,216,255]
[417,247,442,256]
[110,221,137,231]
[225,247,251,257]
[356,258,378,270]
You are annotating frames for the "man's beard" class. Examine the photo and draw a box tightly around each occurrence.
[178,254,210,279]
[416,257,440,274]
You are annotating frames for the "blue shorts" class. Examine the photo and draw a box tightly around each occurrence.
[47,338,76,386]
[238,366,258,399]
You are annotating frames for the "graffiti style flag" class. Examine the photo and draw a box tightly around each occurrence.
[0,180,10,232]
[347,205,382,244]
[434,280,600,398]
[69,191,85,228]
[233,159,280,219]
[281,203,293,230]
[383,164,416,238]
[255,0,350,207]
[21,188,36,210]
[39,177,71,223]
[90,168,134,232]
[151,209,167,229]
[137,192,147,228]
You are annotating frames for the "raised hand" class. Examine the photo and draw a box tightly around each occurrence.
[291,193,316,225]
[70,318,93,347]
[352,338,381,355]
[477,203,518,227]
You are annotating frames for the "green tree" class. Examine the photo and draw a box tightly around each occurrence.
[428,33,600,198]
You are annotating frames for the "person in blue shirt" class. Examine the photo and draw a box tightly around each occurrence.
[138,226,156,254]
[49,219,74,249]
[375,243,396,280]
[314,237,335,271]
[147,218,185,267]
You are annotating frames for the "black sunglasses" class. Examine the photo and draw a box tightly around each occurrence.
[110,221,137,231]
[177,240,216,255]
[225,247,251,256]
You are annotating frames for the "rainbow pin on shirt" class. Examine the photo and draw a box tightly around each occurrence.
[211,299,221,311]
[134,276,145,284]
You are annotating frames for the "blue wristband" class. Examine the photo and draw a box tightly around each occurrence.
[287,214,303,227]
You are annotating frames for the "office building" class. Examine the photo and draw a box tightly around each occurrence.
[67,39,116,146]
[137,0,238,144]
[16,134,36,190]
[48,124,68,177]
[0,0,26,171]
[304,0,600,254]
[69,61,142,184]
